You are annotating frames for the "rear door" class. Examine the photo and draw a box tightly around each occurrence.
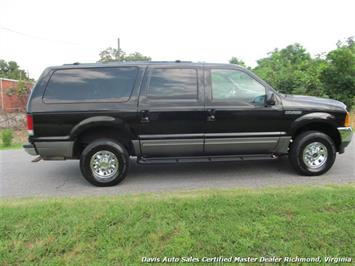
[137,64,205,157]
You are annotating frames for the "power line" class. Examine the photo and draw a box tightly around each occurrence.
[0,25,85,46]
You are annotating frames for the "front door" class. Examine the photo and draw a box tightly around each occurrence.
[204,66,285,155]
[138,65,205,157]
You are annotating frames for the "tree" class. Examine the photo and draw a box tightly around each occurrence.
[320,38,355,109]
[229,57,246,67]
[0,59,30,80]
[292,56,327,96]
[252,44,324,95]
[98,47,151,62]
[124,52,151,62]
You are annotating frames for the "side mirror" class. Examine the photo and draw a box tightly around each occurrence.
[265,92,276,106]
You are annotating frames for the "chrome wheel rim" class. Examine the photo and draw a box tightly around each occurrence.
[302,142,328,169]
[90,150,119,181]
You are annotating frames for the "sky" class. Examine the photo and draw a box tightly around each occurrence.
[1,0,354,80]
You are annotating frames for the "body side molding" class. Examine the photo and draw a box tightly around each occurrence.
[139,132,287,140]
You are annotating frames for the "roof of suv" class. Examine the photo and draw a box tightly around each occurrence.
[50,61,242,70]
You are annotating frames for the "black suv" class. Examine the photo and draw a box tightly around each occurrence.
[24,62,352,186]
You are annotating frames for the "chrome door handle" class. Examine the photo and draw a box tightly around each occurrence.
[207,114,216,122]
[140,110,150,123]
[207,109,216,122]
[141,116,149,123]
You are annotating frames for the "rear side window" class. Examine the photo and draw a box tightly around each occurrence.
[147,68,198,100]
[44,67,138,103]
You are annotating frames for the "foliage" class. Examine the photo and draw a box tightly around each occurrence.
[98,47,151,62]
[123,52,151,62]
[320,38,355,109]
[230,38,355,109]
[294,57,327,97]
[229,57,246,67]
[1,128,14,147]
[4,79,30,112]
[253,43,323,95]
[0,143,22,150]
[6,81,28,97]
[16,79,29,96]
[0,186,354,264]
[0,60,31,80]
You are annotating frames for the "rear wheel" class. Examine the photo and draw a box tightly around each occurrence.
[80,139,129,186]
[289,131,336,176]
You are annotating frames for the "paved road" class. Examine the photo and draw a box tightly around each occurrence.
[1,141,354,198]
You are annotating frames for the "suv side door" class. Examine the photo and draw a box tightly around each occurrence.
[204,66,285,155]
[137,64,205,157]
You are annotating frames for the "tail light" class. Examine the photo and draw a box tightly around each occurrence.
[27,114,33,135]
[344,112,351,127]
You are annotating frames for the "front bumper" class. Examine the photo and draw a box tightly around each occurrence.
[337,127,353,153]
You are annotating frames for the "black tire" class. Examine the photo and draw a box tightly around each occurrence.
[289,130,336,176]
[80,139,129,186]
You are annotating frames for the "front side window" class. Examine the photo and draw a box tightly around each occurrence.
[211,69,266,105]
[44,67,138,103]
[147,68,198,100]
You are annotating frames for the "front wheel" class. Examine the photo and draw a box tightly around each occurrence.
[80,139,129,186]
[289,131,336,176]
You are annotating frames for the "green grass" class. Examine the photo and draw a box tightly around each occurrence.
[0,185,354,265]
[0,143,22,150]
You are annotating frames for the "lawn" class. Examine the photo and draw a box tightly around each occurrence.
[0,129,26,150]
[0,143,22,150]
[0,185,354,265]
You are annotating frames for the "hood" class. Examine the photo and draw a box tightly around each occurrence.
[281,94,347,111]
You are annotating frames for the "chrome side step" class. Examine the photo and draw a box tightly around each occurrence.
[137,154,278,164]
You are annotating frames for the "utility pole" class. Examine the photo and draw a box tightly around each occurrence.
[117,37,120,58]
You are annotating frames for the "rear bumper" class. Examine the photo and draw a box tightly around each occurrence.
[23,143,38,156]
[23,141,74,159]
[337,127,352,153]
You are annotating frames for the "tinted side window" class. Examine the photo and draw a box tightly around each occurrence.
[147,68,198,100]
[211,69,266,106]
[44,67,138,103]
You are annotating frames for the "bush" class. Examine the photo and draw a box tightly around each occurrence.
[1,129,14,147]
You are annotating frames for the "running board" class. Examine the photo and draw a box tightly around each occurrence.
[137,154,278,164]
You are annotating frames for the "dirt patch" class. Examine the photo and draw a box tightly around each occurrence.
[0,112,26,130]
[351,111,355,128]
[13,129,28,144]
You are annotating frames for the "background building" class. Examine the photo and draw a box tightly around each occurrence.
[0,78,33,113]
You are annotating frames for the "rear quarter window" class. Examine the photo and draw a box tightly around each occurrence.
[43,67,138,103]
